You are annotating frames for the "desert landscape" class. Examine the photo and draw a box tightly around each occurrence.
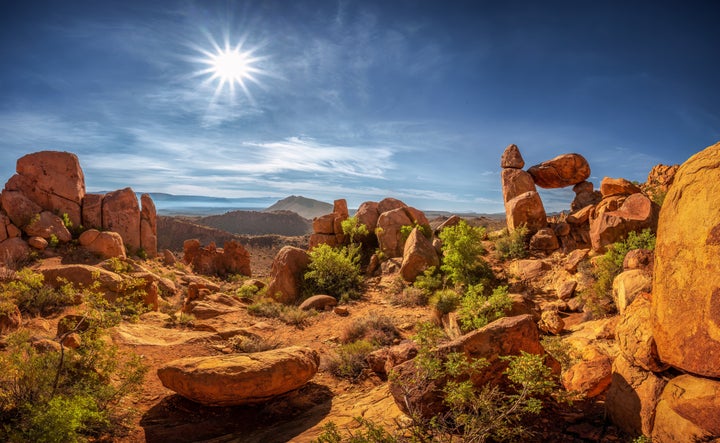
[0,143,718,442]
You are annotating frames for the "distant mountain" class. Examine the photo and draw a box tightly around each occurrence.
[197,210,312,236]
[143,193,275,216]
[265,195,332,220]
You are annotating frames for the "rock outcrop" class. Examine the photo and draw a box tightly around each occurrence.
[589,193,659,251]
[500,145,547,232]
[400,227,439,282]
[309,199,349,249]
[157,346,320,406]
[79,229,126,259]
[182,239,251,278]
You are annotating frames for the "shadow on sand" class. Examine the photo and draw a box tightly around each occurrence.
[140,382,333,443]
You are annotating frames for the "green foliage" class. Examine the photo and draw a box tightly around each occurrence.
[303,244,363,300]
[494,224,529,260]
[540,336,576,371]
[48,234,60,249]
[430,289,461,315]
[584,229,656,316]
[327,340,375,379]
[457,285,512,333]
[341,216,369,245]
[313,417,397,443]
[106,257,134,274]
[0,295,148,442]
[0,269,74,316]
[400,223,432,241]
[438,221,492,286]
[412,266,443,294]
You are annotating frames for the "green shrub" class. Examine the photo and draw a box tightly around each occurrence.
[247,298,314,327]
[327,340,375,379]
[457,285,512,333]
[341,216,369,245]
[412,266,443,295]
[313,417,397,443]
[438,221,492,286]
[303,244,363,300]
[495,225,529,260]
[400,223,431,241]
[1,269,74,316]
[430,289,461,315]
[584,229,656,316]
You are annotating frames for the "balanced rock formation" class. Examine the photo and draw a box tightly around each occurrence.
[527,153,591,189]
[500,144,547,232]
[182,239,251,278]
[157,346,320,406]
[652,141,720,377]
[266,246,311,304]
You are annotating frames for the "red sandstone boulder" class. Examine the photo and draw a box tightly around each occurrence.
[400,227,439,282]
[500,143,525,169]
[0,238,30,266]
[1,190,42,228]
[157,346,320,406]
[505,191,547,232]
[589,193,659,251]
[140,193,158,258]
[266,246,311,304]
[377,206,430,258]
[79,229,126,259]
[81,193,103,229]
[298,294,337,311]
[102,188,141,252]
[652,375,720,441]
[528,153,590,189]
[600,177,642,198]
[23,211,72,243]
[616,294,667,372]
[529,227,559,252]
[355,201,380,233]
[501,168,537,203]
[652,141,720,378]
[377,197,407,214]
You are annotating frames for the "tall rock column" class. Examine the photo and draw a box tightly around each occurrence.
[500,144,546,232]
[140,193,158,258]
[102,188,141,253]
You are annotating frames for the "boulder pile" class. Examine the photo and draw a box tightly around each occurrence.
[0,151,158,262]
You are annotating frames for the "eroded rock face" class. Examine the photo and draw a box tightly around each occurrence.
[616,295,667,373]
[500,143,525,168]
[611,270,652,315]
[182,239,251,278]
[652,375,720,441]
[501,168,537,203]
[562,348,613,398]
[298,294,337,311]
[7,151,85,226]
[266,246,311,304]
[505,191,547,232]
[527,153,591,189]
[377,206,430,258]
[0,238,30,266]
[23,211,72,243]
[102,188,141,253]
[1,190,42,228]
[400,227,439,282]
[157,346,320,406]
[651,141,720,378]
[140,193,158,258]
[600,177,642,198]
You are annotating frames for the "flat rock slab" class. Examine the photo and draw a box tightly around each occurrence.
[114,323,219,347]
[157,346,320,406]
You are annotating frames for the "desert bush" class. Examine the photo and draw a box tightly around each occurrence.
[228,334,281,353]
[388,286,429,307]
[0,289,148,442]
[303,244,363,300]
[494,224,529,261]
[540,336,576,371]
[247,298,314,327]
[0,268,74,316]
[430,289,461,315]
[583,229,656,316]
[438,221,492,287]
[313,417,397,442]
[457,285,512,333]
[164,312,196,329]
[341,314,401,346]
[413,266,443,294]
[400,223,432,241]
[326,340,375,379]
[341,216,370,245]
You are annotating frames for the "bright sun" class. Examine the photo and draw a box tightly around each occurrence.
[191,36,268,103]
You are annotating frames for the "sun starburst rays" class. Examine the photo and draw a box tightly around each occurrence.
[189,33,270,105]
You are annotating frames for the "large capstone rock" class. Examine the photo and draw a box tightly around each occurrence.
[527,153,590,189]
[651,141,720,377]
[400,227,439,282]
[157,346,320,406]
[266,246,311,304]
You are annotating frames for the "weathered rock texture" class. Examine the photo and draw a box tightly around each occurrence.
[528,153,591,189]
[182,239,251,278]
[309,199,349,249]
[157,346,320,406]
[589,193,659,251]
[400,227,439,282]
[500,144,547,232]
[651,141,720,378]
[266,246,311,304]
[652,375,720,441]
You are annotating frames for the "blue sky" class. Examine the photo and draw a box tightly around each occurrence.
[1,1,719,213]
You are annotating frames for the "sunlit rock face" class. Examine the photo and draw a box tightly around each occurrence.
[527,153,591,189]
